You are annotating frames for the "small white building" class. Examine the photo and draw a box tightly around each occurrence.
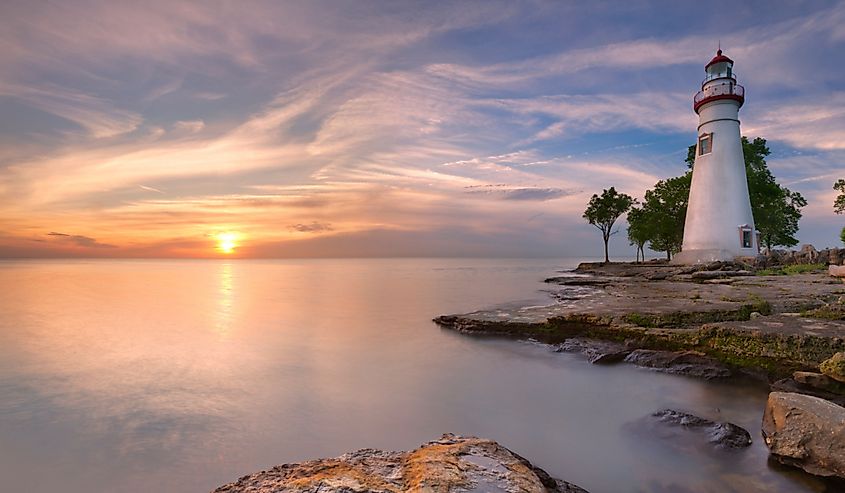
[673,50,757,264]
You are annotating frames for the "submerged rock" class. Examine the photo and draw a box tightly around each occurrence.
[544,276,612,287]
[762,392,845,479]
[212,434,588,493]
[651,409,752,448]
[555,340,740,377]
[623,349,732,379]
[555,338,631,364]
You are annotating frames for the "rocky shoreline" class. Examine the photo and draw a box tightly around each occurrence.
[434,260,845,482]
[435,261,845,379]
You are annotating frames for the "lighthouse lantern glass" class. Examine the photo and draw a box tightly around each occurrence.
[705,61,733,83]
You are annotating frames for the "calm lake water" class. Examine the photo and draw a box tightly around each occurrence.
[0,258,836,492]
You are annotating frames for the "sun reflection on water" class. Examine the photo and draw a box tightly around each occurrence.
[215,263,233,335]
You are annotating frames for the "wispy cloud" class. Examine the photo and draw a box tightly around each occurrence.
[744,93,845,150]
[139,184,165,194]
[289,222,334,233]
[0,83,142,138]
[172,120,205,134]
[485,93,695,144]
[465,185,575,201]
[47,232,116,249]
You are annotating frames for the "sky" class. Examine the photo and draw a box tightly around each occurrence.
[0,0,843,258]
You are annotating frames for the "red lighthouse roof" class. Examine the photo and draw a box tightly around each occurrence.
[705,49,733,69]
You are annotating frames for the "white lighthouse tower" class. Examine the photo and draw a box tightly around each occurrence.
[673,49,757,264]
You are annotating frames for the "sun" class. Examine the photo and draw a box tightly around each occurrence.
[215,232,240,255]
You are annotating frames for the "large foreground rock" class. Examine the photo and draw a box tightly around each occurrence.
[762,392,845,478]
[771,377,845,408]
[212,434,588,493]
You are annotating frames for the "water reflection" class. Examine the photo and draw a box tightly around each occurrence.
[215,263,234,336]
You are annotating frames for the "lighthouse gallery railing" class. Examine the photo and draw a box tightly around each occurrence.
[694,82,744,105]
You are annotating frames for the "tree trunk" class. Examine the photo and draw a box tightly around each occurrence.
[666,250,671,261]
[603,237,609,264]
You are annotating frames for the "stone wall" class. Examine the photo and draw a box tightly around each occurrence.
[757,245,844,268]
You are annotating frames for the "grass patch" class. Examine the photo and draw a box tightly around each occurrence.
[743,293,772,316]
[802,304,845,320]
[623,313,660,327]
[757,263,826,276]
[623,294,771,328]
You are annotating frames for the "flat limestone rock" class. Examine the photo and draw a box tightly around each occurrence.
[434,270,845,377]
[435,271,840,331]
[544,276,613,286]
[690,270,753,280]
[762,392,845,479]
[212,434,588,493]
[793,371,844,392]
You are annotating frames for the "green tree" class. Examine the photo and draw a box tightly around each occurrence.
[754,188,807,250]
[834,179,845,215]
[639,173,691,260]
[626,206,650,263]
[686,136,806,250]
[583,187,635,263]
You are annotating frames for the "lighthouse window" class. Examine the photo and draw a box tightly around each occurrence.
[741,229,752,248]
[698,134,712,155]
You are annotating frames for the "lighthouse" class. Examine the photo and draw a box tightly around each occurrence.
[673,50,757,264]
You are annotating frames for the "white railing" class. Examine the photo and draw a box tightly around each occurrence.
[694,82,744,105]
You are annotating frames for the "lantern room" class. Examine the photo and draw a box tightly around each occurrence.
[694,49,745,114]
[704,50,734,83]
